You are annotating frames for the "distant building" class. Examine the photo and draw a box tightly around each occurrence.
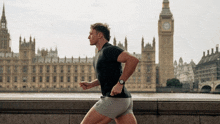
[0,5,156,92]
[174,58,196,89]
[194,45,220,84]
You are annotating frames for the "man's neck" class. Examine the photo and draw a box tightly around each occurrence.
[96,39,108,51]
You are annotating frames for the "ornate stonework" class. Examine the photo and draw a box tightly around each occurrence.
[158,0,174,87]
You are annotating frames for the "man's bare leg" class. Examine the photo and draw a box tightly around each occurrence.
[81,107,112,124]
[115,113,137,124]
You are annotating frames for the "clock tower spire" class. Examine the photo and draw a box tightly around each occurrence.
[158,0,174,87]
[0,4,11,53]
[1,3,7,29]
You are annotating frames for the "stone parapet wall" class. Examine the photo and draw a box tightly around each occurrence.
[0,99,220,124]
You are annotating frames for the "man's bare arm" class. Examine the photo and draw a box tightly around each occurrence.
[110,51,139,96]
[117,51,139,82]
[79,79,100,90]
[90,79,100,87]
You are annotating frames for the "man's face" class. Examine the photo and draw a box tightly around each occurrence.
[88,29,99,45]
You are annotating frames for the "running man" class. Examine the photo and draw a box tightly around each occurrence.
[80,23,139,124]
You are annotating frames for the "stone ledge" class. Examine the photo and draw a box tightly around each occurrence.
[1,100,220,124]
[0,100,220,115]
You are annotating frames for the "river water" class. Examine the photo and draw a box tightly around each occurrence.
[0,93,220,101]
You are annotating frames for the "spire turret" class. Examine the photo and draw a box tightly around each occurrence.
[1,4,7,29]
[113,37,116,46]
[125,36,127,51]
[141,36,144,49]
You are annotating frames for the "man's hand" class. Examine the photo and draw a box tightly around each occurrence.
[110,82,123,96]
[79,81,93,90]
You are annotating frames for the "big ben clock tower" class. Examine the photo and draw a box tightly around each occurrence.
[158,0,174,86]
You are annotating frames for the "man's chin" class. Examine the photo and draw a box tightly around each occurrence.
[90,43,95,45]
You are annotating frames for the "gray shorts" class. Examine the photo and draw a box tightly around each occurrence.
[93,97,133,119]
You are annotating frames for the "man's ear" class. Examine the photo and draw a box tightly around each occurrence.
[97,32,103,39]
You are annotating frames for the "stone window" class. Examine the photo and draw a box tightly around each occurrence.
[67,76,70,82]
[81,76,84,81]
[147,76,151,82]
[68,65,71,73]
[60,76,63,82]
[47,65,50,73]
[14,76,17,82]
[147,65,151,73]
[32,76,35,82]
[60,66,63,73]
[23,77,27,82]
[46,76,49,82]
[32,66,36,73]
[7,76,10,82]
[75,66,78,73]
[133,76,136,82]
[75,76,77,82]
[88,66,91,73]
[24,51,27,58]
[81,65,84,73]
[147,53,151,60]
[53,76,56,82]
[7,66,10,73]
[0,66,3,74]
[40,66,43,73]
[89,76,91,82]
[39,76,42,82]
[53,66,57,73]
[138,66,141,72]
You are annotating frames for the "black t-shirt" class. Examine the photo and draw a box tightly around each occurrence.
[93,42,131,98]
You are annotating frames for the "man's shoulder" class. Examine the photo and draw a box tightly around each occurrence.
[103,43,123,52]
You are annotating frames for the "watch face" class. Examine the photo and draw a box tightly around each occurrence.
[119,80,124,84]
[162,22,170,30]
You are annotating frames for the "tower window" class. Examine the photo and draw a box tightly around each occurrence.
[1,23,5,28]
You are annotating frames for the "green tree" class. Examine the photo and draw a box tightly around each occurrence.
[166,78,182,88]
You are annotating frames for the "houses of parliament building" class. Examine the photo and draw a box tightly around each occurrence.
[0,0,174,92]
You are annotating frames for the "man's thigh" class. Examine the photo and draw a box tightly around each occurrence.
[115,113,137,124]
[81,107,112,124]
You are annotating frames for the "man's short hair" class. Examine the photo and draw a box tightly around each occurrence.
[90,23,111,41]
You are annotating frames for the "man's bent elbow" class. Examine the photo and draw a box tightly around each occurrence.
[131,56,139,65]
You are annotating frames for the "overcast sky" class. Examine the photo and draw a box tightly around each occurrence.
[2,0,220,64]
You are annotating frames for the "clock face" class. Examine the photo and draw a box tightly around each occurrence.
[162,22,170,30]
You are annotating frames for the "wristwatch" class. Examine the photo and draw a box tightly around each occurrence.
[119,79,125,85]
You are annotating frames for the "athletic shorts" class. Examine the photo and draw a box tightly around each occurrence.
[93,96,133,119]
